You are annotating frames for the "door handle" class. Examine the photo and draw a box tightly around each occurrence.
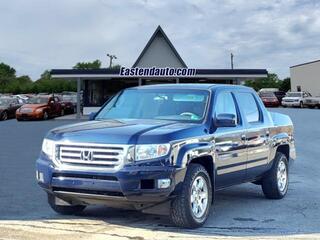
[241,134,246,141]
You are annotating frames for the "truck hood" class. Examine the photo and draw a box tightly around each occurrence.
[47,119,206,144]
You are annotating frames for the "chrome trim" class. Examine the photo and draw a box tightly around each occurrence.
[217,158,267,175]
[52,141,132,172]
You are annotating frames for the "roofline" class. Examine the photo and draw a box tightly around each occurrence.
[50,68,267,79]
[290,59,320,68]
[51,74,267,79]
[132,25,187,68]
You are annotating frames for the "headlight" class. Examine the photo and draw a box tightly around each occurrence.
[135,144,170,161]
[42,138,55,159]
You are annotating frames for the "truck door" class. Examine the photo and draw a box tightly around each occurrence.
[213,91,247,188]
[234,92,269,181]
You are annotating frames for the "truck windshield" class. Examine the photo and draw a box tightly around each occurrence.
[286,92,301,97]
[95,89,209,122]
[259,92,276,97]
[27,97,48,104]
[0,98,11,105]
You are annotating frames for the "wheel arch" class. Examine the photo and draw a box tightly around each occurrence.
[187,155,215,204]
[276,144,290,161]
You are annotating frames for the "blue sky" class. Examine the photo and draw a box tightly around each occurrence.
[0,0,319,80]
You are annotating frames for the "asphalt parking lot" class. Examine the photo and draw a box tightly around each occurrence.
[0,108,320,240]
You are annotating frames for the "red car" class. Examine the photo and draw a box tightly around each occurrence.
[259,92,280,107]
[16,95,63,120]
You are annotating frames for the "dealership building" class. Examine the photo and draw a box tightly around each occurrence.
[51,26,268,116]
[290,60,320,96]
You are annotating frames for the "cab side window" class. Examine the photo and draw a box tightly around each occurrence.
[215,92,237,121]
[236,92,261,123]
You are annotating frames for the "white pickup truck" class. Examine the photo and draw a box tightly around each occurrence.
[281,91,312,108]
[304,95,320,108]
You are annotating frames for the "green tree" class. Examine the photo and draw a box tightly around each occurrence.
[73,60,101,69]
[0,63,16,91]
[0,62,16,77]
[244,73,281,91]
[279,77,291,92]
[31,70,76,94]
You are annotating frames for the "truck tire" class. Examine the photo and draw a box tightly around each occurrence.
[261,152,288,199]
[1,111,8,121]
[170,163,212,228]
[48,194,86,215]
[300,101,304,108]
[43,111,49,120]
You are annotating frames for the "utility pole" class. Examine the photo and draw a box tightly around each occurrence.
[107,53,117,68]
[230,53,234,69]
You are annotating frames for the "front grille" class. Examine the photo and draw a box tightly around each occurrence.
[21,108,33,113]
[55,143,128,170]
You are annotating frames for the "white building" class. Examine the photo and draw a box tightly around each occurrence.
[290,60,320,96]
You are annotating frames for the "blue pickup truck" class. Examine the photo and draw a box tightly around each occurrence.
[36,84,296,228]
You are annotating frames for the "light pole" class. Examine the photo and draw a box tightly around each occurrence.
[107,53,117,68]
[230,53,234,69]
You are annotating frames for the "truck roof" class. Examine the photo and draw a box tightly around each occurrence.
[130,84,252,91]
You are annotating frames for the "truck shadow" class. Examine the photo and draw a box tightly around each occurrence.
[2,182,316,238]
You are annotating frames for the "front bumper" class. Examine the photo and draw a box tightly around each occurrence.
[281,101,300,107]
[263,101,279,107]
[36,156,186,204]
[16,112,43,120]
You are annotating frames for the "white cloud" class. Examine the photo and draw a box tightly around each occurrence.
[0,0,319,79]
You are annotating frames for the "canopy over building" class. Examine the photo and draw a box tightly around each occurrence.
[51,25,268,116]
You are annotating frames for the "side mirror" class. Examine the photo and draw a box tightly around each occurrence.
[89,112,97,121]
[215,113,237,127]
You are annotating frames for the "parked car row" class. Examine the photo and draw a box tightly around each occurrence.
[0,92,79,121]
[258,89,320,109]
[0,97,22,120]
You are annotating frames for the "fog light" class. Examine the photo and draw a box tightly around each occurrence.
[36,171,44,183]
[157,179,171,189]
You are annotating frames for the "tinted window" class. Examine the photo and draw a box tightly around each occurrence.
[215,92,237,117]
[259,92,276,97]
[286,92,302,97]
[27,97,48,104]
[236,93,260,123]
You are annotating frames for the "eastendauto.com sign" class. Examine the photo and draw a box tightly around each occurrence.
[120,67,196,77]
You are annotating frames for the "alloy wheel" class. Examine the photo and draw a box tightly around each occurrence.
[277,160,288,193]
[190,176,209,219]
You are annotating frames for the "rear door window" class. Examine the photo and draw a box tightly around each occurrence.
[235,92,261,123]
